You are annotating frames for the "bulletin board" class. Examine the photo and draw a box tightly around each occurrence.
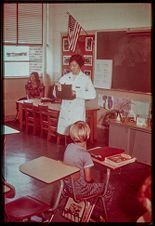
[96,29,151,93]
[61,34,95,80]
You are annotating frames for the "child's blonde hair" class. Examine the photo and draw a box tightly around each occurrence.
[69,121,90,143]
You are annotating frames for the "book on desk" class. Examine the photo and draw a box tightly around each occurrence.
[88,146,136,169]
[88,146,125,161]
[104,153,136,167]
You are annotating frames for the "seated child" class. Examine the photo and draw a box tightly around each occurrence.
[63,121,105,199]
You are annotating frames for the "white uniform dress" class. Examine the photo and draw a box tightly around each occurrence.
[53,71,96,135]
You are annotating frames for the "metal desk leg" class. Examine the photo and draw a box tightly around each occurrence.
[101,168,111,222]
[47,180,64,222]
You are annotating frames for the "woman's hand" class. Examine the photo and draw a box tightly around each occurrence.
[55,82,62,91]
[72,90,76,98]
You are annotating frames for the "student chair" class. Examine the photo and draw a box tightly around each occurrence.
[38,104,49,137]
[24,102,40,135]
[5,180,64,222]
[15,97,27,122]
[47,110,60,144]
[5,195,50,222]
[62,168,111,222]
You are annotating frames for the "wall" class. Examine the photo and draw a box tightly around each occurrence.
[4,78,27,121]
[48,3,151,125]
[48,3,151,80]
[4,3,151,120]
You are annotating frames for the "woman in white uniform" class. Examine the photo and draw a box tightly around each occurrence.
[53,54,96,136]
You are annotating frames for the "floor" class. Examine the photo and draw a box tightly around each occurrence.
[3,120,151,222]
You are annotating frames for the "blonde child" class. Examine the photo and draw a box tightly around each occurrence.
[63,121,105,198]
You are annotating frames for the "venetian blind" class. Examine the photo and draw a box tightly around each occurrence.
[4,3,43,45]
[4,4,17,44]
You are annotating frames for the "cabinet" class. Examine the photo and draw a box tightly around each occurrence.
[109,120,151,165]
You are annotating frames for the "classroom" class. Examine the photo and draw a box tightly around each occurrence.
[3,2,152,223]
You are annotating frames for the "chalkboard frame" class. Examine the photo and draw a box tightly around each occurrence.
[95,28,151,94]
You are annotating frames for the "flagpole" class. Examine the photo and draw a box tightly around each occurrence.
[66,12,89,36]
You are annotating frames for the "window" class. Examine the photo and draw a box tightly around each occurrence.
[4,45,43,77]
[3,3,43,77]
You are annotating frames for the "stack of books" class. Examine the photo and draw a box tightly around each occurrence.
[88,146,125,161]
[104,153,136,167]
[89,146,136,169]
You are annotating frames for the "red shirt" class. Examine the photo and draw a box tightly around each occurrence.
[25,81,44,99]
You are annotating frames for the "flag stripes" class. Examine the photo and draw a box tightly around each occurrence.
[68,14,82,52]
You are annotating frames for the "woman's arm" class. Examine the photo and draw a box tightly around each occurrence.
[53,75,66,97]
[84,167,94,183]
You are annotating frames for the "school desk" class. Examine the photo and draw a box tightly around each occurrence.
[19,156,80,220]
[19,156,80,184]
[88,146,137,221]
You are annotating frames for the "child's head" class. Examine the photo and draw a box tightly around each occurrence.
[69,121,90,143]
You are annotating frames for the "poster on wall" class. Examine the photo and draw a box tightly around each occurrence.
[61,34,95,79]
[94,59,113,89]
[63,38,69,51]
[85,37,93,51]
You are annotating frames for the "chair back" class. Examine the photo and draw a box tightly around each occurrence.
[38,105,48,123]
[48,110,58,127]
[23,102,40,135]
[23,102,34,122]
[38,105,49,136]
[47,110,59,142]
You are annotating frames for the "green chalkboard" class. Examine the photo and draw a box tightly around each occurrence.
[96,30,151,93]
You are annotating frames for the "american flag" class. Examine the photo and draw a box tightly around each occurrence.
[68,14,82,52]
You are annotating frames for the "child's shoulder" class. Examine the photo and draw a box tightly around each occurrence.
[66,143,85,152]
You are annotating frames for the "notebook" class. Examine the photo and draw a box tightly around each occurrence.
[88,146,125,161]
[55,84,75,100]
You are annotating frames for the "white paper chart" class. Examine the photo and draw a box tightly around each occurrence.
[94,59,112,89]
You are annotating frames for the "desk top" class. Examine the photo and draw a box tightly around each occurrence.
[19,156,80,184]
[3,125,20,135]
[17,98,99,111]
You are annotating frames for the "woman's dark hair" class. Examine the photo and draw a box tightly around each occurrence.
[30,72,39,80]
[69,54,84,68]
